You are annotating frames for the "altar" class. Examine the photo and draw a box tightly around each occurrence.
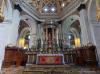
[37,54,64,65]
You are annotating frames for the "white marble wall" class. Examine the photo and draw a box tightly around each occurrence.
[88,0,100,66]
[0,0,20,70]
[26,18,37,48]
[79,9,90,45]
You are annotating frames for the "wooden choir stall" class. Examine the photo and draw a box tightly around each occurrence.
[2,46,28,68]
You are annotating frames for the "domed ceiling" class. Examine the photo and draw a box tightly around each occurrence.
[16,0,85,21]
[24,0,73,15]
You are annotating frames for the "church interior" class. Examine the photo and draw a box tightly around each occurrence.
[0,0,100,74]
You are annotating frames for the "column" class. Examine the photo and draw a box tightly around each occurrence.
[0,5,20,72]
[52,28,54,40]
[78,4,91,45]
[46,26,48,41]
[37,24,41,49]
[88,0,100,66]
[56,28,59,45]
[58,24,62,48]
[10,9,20,45]
[41,27,43,48]
[0,0,21,71]
[0,23,10,71]
[42,28,44,45]
[29,19,37,48]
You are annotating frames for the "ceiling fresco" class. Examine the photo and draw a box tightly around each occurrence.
[23,0,74,15]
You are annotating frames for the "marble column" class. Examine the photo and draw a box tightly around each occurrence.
[0,23,11,71]
[78,4,91,45]
[52,28,54,40]
[46,26,48,41]
[28,19,37,48]
[56,28,59,45]
[0,9,20,71]
[10,9,20,45]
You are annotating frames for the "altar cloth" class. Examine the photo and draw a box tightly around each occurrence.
[37,54,64,65]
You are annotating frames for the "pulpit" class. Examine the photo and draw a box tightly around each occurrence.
[37,54,64,65]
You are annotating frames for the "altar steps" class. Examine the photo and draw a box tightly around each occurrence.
[23,64,100,74]
[1,65,100,74]
[23,64,79,74]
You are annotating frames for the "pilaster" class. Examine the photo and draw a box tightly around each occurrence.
[78,4,91,45]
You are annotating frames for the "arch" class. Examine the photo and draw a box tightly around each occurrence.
[18,15,32,29]
[18,14,37,48]
[18,14,36,40]
[64,15,80,25]
[70,27,80,38]
[17,20,30,48]
[62,15,81,48]
[63,15,80,32]
[63,15,80,36]
[19,27,30,38]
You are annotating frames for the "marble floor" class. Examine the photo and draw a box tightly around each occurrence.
[1,66,100,74]
[1,66,24,74]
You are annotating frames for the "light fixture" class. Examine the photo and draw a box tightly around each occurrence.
[50,20,53,24]
[61,3,65,7]
[61,0,65,7]
[43,5,49,12]
[44,7,48,12]
[23,46,27,49]
[28,35,30,39]
[51,7,56,12]
[68,35,71,40]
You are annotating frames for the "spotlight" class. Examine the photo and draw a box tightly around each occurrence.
[68,35,71,40]
[43,6,48,12]
[50,20,53,24]
[44,8,48,12]
[51,7,56,12]
[28,35,30,39]
[61,3,65,7]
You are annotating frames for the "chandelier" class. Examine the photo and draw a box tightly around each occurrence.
[0,0,4,23]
